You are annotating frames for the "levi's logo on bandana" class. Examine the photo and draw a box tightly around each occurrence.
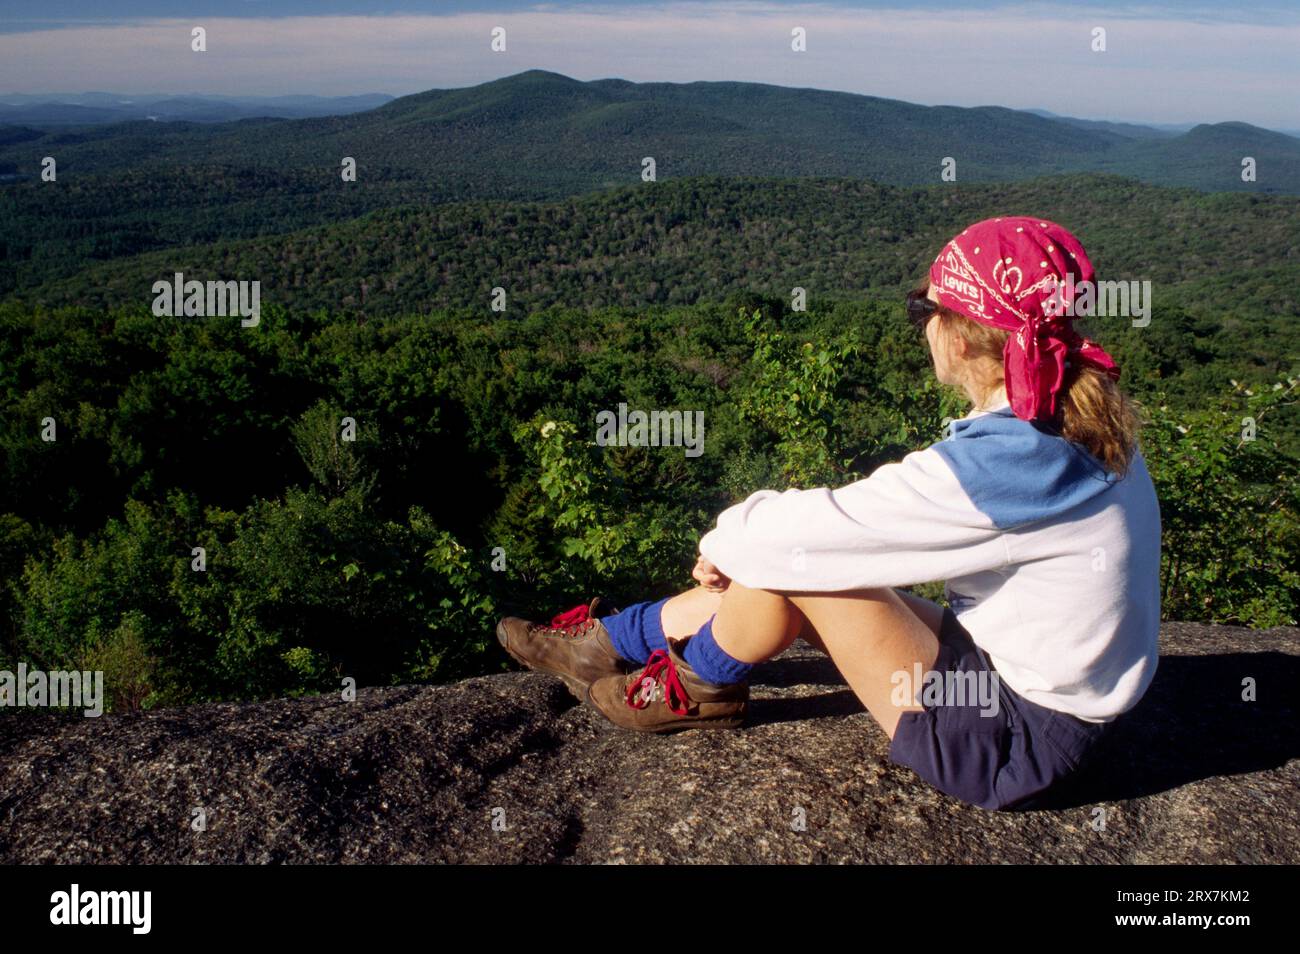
[938,264,983,311]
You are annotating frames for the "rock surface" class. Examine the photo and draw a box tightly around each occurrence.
[1,621,1297,864]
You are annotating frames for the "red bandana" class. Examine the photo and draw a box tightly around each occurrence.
[928,216,1120,423]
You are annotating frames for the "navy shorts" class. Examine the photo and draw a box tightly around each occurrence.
[888,608,1112,811]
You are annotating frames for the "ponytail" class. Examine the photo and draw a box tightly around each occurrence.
[933,307,1141,477]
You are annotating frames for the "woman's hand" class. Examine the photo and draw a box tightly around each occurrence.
[692,556,731,592]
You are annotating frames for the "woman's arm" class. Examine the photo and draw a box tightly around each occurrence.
[698,446,1009,592]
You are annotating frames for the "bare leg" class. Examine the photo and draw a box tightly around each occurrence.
[707,583,806,661]
[700,582,943,739]
[659,585,726,640]
[660,583,942,660]
[783,588,942,738]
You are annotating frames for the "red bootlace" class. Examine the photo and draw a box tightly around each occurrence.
[536,603,595,637]
[625,649,691,716]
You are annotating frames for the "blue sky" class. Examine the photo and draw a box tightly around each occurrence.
[1,1,1296,127]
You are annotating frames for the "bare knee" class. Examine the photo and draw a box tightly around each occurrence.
[661,585,725,640]
[713,583,804,657]
[750,585,807,644]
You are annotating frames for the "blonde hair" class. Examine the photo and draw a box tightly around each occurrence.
[924,286,1142,477]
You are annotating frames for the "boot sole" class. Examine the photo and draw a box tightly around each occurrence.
[585,684,747,734]
[591,713,747,734]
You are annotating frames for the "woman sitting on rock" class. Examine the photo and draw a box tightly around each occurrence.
[497,216,1161,812]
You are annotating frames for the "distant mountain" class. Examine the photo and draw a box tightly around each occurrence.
[1023,109,1178,141]
[1,71,1295,196]
[3,71,1298,300]
[0,92,395,125]
[1091,122,1300,189]
[1030,108,1300,143]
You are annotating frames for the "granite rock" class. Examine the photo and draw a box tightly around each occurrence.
[1,621,1296,864]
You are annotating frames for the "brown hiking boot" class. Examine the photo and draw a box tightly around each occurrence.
[585,637,748,733]
[496,598,631,699]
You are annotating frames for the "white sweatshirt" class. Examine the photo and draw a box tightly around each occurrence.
[698,397,1162,722]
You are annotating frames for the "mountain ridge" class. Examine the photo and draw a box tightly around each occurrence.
[3,71,1298,308]
[0,92,395,125]
[3,70,1296,194]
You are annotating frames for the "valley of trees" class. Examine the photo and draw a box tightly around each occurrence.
[8,174,1300,323]
[1,291,1295,712]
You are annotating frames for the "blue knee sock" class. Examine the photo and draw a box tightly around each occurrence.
[682,617,754,685]
[603,597,670,665]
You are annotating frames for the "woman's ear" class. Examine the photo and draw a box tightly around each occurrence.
[949,329,970,360]
[933,316,963,362]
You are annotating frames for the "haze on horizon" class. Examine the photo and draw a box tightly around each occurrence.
[0,0,1296,130]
